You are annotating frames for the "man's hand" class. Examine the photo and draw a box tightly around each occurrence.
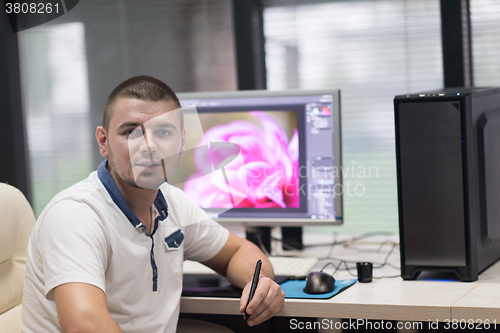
[203,232,286,326]
[239,277,285,326]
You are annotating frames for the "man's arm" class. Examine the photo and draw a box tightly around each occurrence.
[54,283,123,333]
[202,233,285,326]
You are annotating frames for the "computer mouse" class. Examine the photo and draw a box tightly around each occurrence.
[303,271,335,294]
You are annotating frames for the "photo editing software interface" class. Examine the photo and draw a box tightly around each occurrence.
[175,90,342,225]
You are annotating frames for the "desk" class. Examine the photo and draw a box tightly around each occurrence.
[451,262,500,321]
[180,232,500,323]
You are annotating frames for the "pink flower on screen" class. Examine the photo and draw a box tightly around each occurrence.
[183,111,299,209]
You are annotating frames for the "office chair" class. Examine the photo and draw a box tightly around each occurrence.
[0,183,36,333]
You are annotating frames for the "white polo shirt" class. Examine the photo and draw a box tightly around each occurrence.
[21,160,229,333]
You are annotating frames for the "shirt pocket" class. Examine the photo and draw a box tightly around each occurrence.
[163,229,184,277]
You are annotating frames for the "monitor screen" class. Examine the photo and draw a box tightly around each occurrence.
[173,90,342,226]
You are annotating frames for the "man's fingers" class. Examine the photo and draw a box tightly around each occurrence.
[240,277,286,326]
[247,294,285,326]
[247,281,283,320]
[245,279,270,316]
[239,283,251,313]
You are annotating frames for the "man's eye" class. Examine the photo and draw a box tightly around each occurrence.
[127,129,142,137]
[155,129,171,137]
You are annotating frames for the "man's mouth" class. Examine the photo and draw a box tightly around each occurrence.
[134,163,163,171]
[134,160,162,166]
[133,161,168,183]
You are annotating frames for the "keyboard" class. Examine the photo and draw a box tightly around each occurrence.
[183,256,318,277]
[268,256,318,277]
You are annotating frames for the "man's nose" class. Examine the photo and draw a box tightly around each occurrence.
[140,128,158,161]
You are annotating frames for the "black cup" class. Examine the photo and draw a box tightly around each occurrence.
[356,262,373,283]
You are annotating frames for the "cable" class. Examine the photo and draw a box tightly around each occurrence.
[269,229,401,279]
[342,240,398,253]
[320,259,400,280]
[254,230,271,256]
[317,242,401,280]
[269,230,396,248]
[315,237,401,269]
[280,240,302,252]
[300,230,396,248]
[324,231,339,259]
[320,260,358,278]
[319,261,336,272]
[372,242,398,269]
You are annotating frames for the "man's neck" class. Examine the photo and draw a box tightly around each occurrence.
[109,172,158,233]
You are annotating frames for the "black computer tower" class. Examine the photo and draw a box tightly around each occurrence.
[394,87,500,281]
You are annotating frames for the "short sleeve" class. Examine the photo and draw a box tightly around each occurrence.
[182,218,230,263]
[39,199,109,298]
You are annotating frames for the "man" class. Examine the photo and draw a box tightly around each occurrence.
[21,76,285,332]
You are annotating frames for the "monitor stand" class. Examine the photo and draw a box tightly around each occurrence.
[246,226,304,254]
[246,227,272,254]
[282,227,304,251]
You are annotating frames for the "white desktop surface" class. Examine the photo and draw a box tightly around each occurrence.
[451,262,500,321]
[180,231,500,322]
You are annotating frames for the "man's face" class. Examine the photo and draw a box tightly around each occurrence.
[104,98,185,190]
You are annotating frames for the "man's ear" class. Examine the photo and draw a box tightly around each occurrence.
[96,126,109,157]
[180,127,186,156]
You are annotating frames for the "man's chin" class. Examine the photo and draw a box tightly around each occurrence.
[131,165,174,189]
[134,177,166,190]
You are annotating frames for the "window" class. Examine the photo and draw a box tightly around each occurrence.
[18,0,236,216]
[263,0,443,233]
[19,23,92,215]
[470,0,500,86]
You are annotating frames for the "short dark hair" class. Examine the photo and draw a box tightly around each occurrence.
[103,75,182,131]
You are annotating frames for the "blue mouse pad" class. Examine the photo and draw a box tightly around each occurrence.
[280,279,357,299]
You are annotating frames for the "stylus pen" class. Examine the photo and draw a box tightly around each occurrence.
[244,259,262,321]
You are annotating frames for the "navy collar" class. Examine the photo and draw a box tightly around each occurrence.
[97,159,168,234]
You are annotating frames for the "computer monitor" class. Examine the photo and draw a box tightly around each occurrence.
[173,89,342,227]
